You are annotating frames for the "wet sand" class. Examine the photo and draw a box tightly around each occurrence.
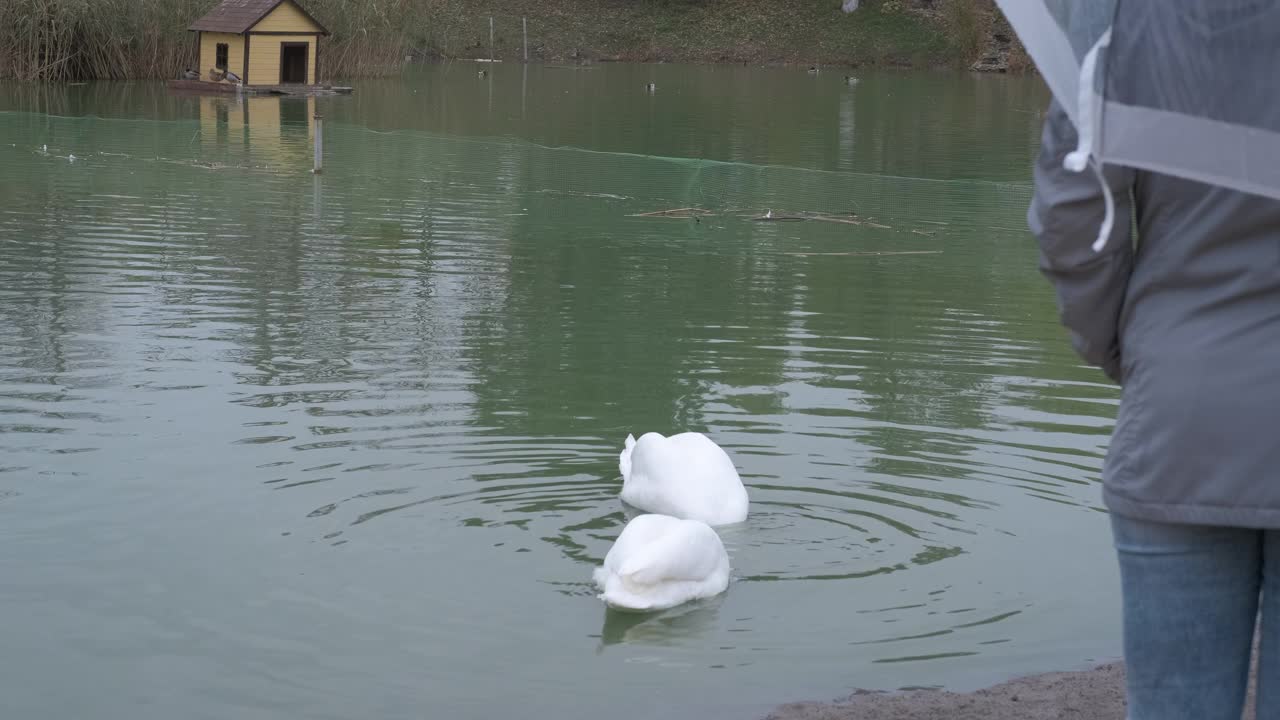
[763,661,1258,720]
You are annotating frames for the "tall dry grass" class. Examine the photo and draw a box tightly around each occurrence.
[0,0,200,80]
[305,0,421,76]
[0,0,424,81]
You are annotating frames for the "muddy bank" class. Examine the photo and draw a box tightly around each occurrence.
[763,663,1127,720]
[763,661,1257,720]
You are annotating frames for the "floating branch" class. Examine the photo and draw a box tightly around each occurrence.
[628,207,717,218]
[784,250,943,257]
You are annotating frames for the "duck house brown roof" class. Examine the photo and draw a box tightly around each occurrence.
[188,0,328,35]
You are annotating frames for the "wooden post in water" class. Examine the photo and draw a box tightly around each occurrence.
[489,17,495,62]
[523,17,528,62]
[313,112,323,175]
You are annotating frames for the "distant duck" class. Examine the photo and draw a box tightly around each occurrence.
[807,65,820,74]
[67,154,76,163]
[183,68,200,80]
[40,144,47,153]
[478,69,488,78]
[765,209,773,219]
[845,75,859,86]
[618,432,749,527]
[645,82,656,93]
[593,513,731,611]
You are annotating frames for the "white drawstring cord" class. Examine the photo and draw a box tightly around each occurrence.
[1063,28,1115,252]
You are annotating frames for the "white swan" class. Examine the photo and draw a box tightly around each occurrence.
[593,514,730,611]
[618,432,748,526]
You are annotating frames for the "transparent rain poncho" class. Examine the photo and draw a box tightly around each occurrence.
[997,1,1280,250]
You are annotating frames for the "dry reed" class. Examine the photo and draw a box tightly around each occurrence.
[0,0,419,81]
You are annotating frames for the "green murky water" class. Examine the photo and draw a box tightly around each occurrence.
[0,65,1120,720]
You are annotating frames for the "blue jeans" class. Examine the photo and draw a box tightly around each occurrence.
[1112,513,1277,719]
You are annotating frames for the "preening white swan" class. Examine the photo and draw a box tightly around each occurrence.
[593,513,730,611]
[618,432,748,526]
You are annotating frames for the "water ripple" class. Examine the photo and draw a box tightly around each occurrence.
[0,74,1120,720]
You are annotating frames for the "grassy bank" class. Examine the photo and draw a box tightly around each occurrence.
[0,0,1000,82]
[416,0,956,67]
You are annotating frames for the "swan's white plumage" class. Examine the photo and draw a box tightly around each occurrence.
[618,432,748,526]
[593,514,730,611]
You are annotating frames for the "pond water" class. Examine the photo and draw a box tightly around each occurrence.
[0,64,1121,720]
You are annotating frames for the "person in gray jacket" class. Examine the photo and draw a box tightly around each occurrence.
[1029,6,1280,719]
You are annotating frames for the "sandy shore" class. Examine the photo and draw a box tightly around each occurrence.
[763,661,1256,720]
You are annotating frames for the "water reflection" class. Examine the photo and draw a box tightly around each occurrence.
[597,599,725,650]
[198,95,316,168]
[1,65,1049,179]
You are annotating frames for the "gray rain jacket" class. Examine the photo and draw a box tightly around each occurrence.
[1030,10,1280,528]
